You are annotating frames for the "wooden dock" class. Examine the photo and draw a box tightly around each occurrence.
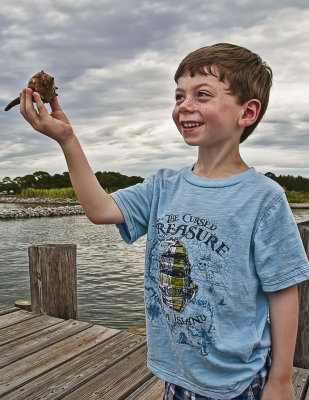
[0,304,164,400]
[0,304,308,400]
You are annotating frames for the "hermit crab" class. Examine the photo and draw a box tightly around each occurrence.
[4,70,58,111]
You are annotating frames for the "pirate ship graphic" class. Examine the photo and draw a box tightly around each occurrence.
[158,237,198,312]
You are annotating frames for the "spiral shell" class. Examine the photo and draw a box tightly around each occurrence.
[4,70,58,111]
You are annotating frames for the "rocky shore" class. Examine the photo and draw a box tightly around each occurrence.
[0,205,84,219]
[0,196,79,205]
[0,197,84,219]
[1,197,308,220]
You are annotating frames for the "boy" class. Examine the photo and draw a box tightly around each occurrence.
[20,43,309,400]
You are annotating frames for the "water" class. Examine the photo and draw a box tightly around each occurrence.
[0,205,308,330]
[0,213,146,330]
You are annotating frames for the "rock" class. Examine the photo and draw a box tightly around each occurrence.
[0,205,84,219]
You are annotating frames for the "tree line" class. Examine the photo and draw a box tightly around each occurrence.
[1,171,309,196]
[265,172,309,192]
[0,171,144,195]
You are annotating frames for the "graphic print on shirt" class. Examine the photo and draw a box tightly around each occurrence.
[145,212,235,356]
[158,236,198,312]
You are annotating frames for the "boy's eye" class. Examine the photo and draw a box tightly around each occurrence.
[198,91,210,98]
[175,94,185,102]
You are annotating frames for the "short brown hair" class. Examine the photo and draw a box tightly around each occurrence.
[174,43,273,143]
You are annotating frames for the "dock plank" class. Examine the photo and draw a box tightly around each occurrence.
[0,324,119,397]
[0,310,37,328]
[292,367,309,400]
[0,313,63,346]
[0,305,19,315]
[2,331,146,400]
[0,318,92,368]
[62,345,153,400]
[0,306,307,400]
[125,375,165,400]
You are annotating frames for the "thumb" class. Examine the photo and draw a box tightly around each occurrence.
[49,96,63,113]
[49,96,70,125]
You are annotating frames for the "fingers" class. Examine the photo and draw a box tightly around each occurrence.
[20,88,36,118]
[20,88,49,130]
[20,88,72,140]
[20,88,30,116]
[33,91,48,116]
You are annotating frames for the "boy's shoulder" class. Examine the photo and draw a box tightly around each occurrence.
[153,167,283,191]
[250,169,284,190]
[149,167,285,208]
[251,170,287,204]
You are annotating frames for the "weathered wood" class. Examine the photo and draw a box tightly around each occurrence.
[0,305,19,315]
[294,221,309,369]
[298,221,309,257]
[292,367,309,400]
[125,375,165,400]
[14,299,31,311]
[128,324,147,336]
[0,306,307,400]
[0,310,37,329]
[3,332,146,400]
[62,345,153,400]
[28,244,77,319]
[0,314,61,348]
[0,318,92,368]
[0,324,119,397]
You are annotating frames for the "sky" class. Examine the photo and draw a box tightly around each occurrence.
[0,0,309,181]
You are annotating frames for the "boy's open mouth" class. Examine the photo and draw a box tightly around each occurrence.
[181,122,204,128]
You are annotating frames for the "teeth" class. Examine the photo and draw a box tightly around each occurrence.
[182,122,202,128]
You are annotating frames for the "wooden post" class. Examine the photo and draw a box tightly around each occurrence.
[294,221,309,369]
[28,244,77,320]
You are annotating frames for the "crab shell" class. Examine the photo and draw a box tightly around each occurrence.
[4,70,58,111]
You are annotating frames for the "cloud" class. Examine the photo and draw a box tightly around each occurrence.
[1,0,309,181]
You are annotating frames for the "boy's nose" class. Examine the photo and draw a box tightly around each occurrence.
[179,96,196,113]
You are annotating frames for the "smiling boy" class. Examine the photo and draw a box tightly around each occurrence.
[20,43,309,400]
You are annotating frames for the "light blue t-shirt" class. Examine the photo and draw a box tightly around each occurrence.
[111,167,309,399]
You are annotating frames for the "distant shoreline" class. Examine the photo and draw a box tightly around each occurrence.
[0,196,79,205]
[1,196,309,209]
[0,197,82,219]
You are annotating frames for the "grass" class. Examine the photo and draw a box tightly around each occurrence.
[14,188,309,204]
[20,187,77,200]
[285,190,309,203]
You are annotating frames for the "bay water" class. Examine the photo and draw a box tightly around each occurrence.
[0,203,308,330]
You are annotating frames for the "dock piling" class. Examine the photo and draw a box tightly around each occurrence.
[294,221,309,369]
[28,244,77,320]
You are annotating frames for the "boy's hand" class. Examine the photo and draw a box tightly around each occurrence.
[20,88,74,145]
[261,378,295,400]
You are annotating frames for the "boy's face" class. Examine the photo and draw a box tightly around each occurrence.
[172,72,245,149]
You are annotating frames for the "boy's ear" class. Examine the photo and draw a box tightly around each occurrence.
[238,99,261,127]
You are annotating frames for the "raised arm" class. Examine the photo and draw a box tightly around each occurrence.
[20,88,124,224]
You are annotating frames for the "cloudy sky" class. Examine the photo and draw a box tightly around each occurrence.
[0,0,308,181]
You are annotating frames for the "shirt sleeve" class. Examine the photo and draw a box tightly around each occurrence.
[253,192,309,292]
[110,176,155,244]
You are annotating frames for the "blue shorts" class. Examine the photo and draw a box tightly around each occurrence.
[163,349,271,400]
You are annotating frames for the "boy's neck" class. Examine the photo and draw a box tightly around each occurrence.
[193,146,249,179]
